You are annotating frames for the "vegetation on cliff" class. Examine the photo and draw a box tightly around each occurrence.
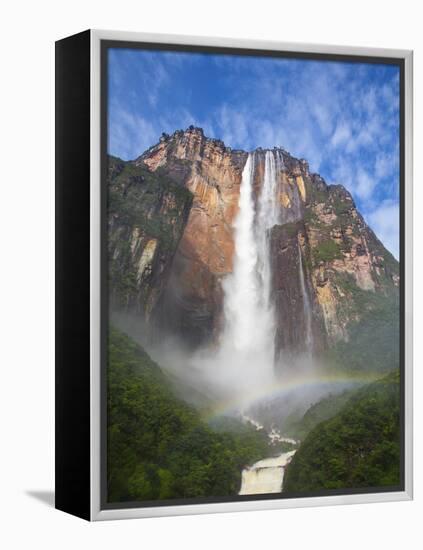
[327,276,400,373]
[108,155,193,311]
[107,327,269,502]
[283,371,401,493]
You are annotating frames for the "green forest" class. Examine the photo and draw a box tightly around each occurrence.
[283,371,401,493]
[108,326,401,502]
[284,389,358,441]
[107,327,269,502]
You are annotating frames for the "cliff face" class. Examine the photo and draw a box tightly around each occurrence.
[108,127,399,361]
[134,128,248,346]
[108,155,193,320]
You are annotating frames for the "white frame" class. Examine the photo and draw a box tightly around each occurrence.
[89,29,413,521]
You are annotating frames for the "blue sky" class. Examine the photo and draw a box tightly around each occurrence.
[108,48,400,258]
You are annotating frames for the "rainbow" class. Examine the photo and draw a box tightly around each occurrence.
[202,370,377,421]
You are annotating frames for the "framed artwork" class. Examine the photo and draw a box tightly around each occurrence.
[55,30,413,521]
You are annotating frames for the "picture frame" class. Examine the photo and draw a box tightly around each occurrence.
[55,29,413,521]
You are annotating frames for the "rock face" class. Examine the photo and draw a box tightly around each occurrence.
[108,126,399,358]
[107,155,193,321]
[270,221,325,358]
[135,128,247,346]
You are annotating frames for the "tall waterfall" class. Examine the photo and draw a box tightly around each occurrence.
[256,151,281,311]
[298,241,313,354]
[220,151,281,397]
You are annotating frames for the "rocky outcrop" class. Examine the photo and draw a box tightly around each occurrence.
[107,156,193,319]
[301,176,399,345]
[137,127,248,346]
[108,127,399,356]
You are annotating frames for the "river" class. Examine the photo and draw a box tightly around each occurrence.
[239,450,296,495]
[239,414,297,495]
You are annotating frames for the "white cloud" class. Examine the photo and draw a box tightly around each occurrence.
[108,105,159,160]
[311,103,334,136]
[375,152,397,179]
[216,104,250,150]
[365,200,399,259]
[380,76,400,113]
[107,50,400,235]
[361,87,377,116]
[331,121,352,148]
[355,168,377,201]
[330,161,380,207]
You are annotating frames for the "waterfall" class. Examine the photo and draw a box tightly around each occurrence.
[220,151,280,397]
[256,150,281,311]
[298,241,313,354]
[239,450,296,495]
[257,151,281,232]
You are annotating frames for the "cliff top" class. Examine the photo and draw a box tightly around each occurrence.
[146,125,311,167]
[162,125,298,153]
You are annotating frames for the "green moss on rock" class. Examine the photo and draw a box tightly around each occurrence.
[313,239,342,263]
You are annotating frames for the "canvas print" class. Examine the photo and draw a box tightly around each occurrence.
[105,45,401,505]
